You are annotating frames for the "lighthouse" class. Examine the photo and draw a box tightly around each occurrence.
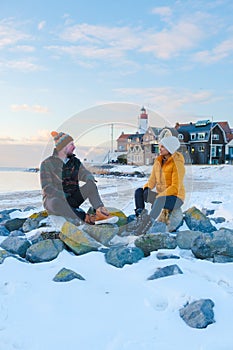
[138,106,148,133]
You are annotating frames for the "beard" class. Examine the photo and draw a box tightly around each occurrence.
[66,152,73,158]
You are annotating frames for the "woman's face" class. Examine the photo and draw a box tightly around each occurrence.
[159,143,170,157]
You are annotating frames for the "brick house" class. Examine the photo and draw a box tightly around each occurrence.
[116,132,132,152]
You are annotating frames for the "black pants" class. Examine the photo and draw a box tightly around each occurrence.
[135,187,183,220]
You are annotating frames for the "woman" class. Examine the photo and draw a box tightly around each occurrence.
[134,135,185,235]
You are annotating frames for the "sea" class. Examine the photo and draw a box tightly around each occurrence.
[0,167,145,213]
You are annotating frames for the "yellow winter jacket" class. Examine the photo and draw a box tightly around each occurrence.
[143,152,185,201]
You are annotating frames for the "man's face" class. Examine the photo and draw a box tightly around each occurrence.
[65,141,76,156]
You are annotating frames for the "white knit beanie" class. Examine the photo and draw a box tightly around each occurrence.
[159,136,180,154]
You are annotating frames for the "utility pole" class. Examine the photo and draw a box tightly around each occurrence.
[209,116,213,165]
[111,123,114,153]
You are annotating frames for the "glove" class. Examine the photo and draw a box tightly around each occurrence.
[86,174,97,183]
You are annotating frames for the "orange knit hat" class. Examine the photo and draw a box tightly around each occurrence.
[51,131,73,151]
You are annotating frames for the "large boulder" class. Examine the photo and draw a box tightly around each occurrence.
[0,236,31,257]
[158,208,183,232]
[135,233,177,256]
[176,230,203,249]
[191,228,233,260]
[83,223,118,246]
[22,210,48,232]
[59,221,100,255]
[105,246,144,268]
[4,218,26,232]
[184,206,216,233]
[26,239,64,263]
[179,299,215,329]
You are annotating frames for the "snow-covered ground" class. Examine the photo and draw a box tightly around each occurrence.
[1,164,233,350]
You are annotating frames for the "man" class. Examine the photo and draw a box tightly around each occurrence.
[134,135,185,235]
[40,131,110,224]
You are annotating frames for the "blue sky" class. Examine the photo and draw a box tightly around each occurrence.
[1,0,233,166]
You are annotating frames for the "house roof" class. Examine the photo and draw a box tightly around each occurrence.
[117,133,132,141]
[177,120,217,133]
[218,121,233,141]
[150,127,162,135]
[218,121,231,133]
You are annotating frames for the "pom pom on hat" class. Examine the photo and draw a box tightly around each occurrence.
[51,131,59,138]
[159,136,180,154]
[51,131,73,151]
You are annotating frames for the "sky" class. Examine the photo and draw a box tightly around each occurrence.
[1,164,233,349]
[1,0,233,167]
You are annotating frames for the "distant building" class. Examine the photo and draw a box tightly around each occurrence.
[226,139,233,164]
[177,120,227,164]
[116,132,132,152]
[116,109,232,165]
[138,106,149,133]
[127,132,144,165]
[143,126,162,165]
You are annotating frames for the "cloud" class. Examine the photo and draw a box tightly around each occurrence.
[114,86,216,117]
[0,18,30,49]
[0,130,51,146]
[151,6,173,21]
[4,59,43,72]
[140,21,203,59]
[38,21,46,30]
[48,17,206,66]
[10,45,35,53]
[11,104,49,113]
[0,136,16,143]
[194,37,233,63]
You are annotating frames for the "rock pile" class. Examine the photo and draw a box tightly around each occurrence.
[0,204,231,329]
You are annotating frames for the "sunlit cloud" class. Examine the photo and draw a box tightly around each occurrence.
[11,104,49,113]
[24,129,51,143]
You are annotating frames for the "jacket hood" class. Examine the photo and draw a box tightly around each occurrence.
[172,151,185,164]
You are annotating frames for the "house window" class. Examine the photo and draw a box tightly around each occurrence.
[198,146,205,152]
[212,134,219,140]
[178,134,184,140]
[198,133,205,140]
[229,148,233,158]
[190,133,196,140]
[151,144,159,154]
[211,146,216,157]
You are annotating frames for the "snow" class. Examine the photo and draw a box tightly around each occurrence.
[1,164,233,350]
